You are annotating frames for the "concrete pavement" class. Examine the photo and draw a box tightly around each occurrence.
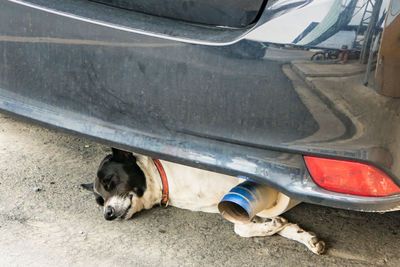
[1,114,400,266]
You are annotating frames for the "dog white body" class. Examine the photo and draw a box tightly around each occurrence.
[127,154,325,255]
[136,155,243,213]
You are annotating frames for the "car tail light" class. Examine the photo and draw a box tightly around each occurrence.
[304,156,400,197]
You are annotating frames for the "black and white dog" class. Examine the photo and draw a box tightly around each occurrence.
[82,148,325,254]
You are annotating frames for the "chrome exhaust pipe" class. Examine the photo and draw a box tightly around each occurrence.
[218,181,300,223]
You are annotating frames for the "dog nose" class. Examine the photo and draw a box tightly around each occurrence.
[104,206,116,220]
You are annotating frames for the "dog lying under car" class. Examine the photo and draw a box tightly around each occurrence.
[82,148,325,254]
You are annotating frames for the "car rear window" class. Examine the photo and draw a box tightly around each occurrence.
[91,0,266,28]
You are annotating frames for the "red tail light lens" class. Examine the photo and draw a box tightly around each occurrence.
[304,156,400,197]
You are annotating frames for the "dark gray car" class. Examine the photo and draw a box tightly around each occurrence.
[1,0,399,212]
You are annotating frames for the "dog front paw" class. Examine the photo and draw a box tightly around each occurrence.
[308,236,326,255]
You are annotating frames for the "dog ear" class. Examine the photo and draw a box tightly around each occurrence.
[112,148,135,161]
[81,183,94,192]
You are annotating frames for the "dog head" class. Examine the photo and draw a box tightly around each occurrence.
[82,148,146,220]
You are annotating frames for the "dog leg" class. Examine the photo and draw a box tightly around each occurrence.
[277,223,325,255]
[234,216,325,255]
[234,216,288,237]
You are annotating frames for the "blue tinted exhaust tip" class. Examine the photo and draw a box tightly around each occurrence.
[218,181,299,223]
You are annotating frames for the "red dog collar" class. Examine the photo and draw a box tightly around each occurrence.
[153,159,169,207]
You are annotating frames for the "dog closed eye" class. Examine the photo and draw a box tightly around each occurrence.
[102,175,116,191]
[95,194,104,206]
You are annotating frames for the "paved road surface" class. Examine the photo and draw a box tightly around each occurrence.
[0,114,399,266]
